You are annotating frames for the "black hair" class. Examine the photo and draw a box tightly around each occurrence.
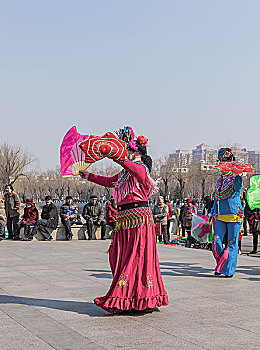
[5,184,13,191]
[128,140,147,156]
[128,140,152,172]
[45,195,52,200]
[66,196,73,200]
[141,154,152,172]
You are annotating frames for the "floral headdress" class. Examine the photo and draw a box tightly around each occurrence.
[116,126,135,145]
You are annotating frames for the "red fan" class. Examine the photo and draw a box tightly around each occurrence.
[215,161,256,175]
[79,132,128,164]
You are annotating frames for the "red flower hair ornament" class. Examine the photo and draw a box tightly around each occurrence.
[137,135,148,147]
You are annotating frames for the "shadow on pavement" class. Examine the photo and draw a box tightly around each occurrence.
[236,265,260,281]
[160,262,260,280]
[0,294,109,317]
[160,262,213,277]
[0,294,161,318]
[83,269,112,279]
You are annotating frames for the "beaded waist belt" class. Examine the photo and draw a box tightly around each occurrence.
[114,206,154,231]
[117,201,149,212]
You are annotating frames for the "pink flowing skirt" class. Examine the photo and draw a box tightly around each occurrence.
[94,207,169,313]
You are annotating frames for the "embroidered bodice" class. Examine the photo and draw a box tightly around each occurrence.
[215,172,234,200]
[88,159,158,205]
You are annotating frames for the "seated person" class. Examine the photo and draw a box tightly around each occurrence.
[18,198,39,240]
[60,196,78,240]
[83,195,106,240]
[25,196,58,241]
[0,215,5,239]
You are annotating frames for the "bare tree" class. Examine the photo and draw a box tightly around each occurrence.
[172,170,187,201]
[152,157,174,199]
[0,143,34,186]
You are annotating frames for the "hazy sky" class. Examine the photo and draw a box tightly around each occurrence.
[1,0,260,170]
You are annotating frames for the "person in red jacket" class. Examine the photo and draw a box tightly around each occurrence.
[18,198,39,239]
[166,199,173,242]
[106,197,117,237]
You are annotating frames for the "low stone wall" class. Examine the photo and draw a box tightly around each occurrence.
[33,224,102,241]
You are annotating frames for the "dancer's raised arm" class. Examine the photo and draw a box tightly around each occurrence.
[80,170,118,188]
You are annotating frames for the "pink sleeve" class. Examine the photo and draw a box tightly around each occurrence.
[88,173,119,188]
[118,159,148,184]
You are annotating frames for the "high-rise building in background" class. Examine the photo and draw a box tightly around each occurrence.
[232,147,248,163]
[192,143,218,164]
[248,150,260,169]
[169,149,191,167]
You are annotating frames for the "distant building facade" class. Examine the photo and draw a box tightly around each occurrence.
[248,150,260,170]
[169,149,191,167]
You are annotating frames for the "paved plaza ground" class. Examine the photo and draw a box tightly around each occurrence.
[0,239,259,350]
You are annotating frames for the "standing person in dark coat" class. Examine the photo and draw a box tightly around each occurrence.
[4,184,20,240]
[153,196,168,244]
[18,198,39,239]
[83,195,106,240]
[0,215,5,239]
[165,199,173,242]
[26,196,58,240]
[203,196,214,216]
[243,197,253,236]
[249,208,260,254]
[179,204,186,237]
[60,196,78,240]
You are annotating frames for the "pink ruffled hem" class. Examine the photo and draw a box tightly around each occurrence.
[94,294,169,313]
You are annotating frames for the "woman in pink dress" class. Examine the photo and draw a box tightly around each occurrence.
[80,131,168,313]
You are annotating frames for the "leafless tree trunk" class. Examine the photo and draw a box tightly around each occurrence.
[0,143,35,186]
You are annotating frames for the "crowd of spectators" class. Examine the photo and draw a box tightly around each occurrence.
[0,185,117,241]
[0,184,259,255]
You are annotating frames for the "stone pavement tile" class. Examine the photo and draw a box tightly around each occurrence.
[64,315,205,350]
[136,315,257,350]
[0,299,98,349]
[37,330,96,350]
[145,299,259,334]
[230,342,260,350]
[140,311,257,348]
[0,269,24,277]
[0,310,55,350]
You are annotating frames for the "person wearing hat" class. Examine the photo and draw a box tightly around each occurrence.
[60,196,78,240]
[18,198,39,240]
[26,196,58,241]
[211,148,243,277]
[4,184,20,240]
[82,195,106,240]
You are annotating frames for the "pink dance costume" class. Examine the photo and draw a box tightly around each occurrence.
[88,159,169,313]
